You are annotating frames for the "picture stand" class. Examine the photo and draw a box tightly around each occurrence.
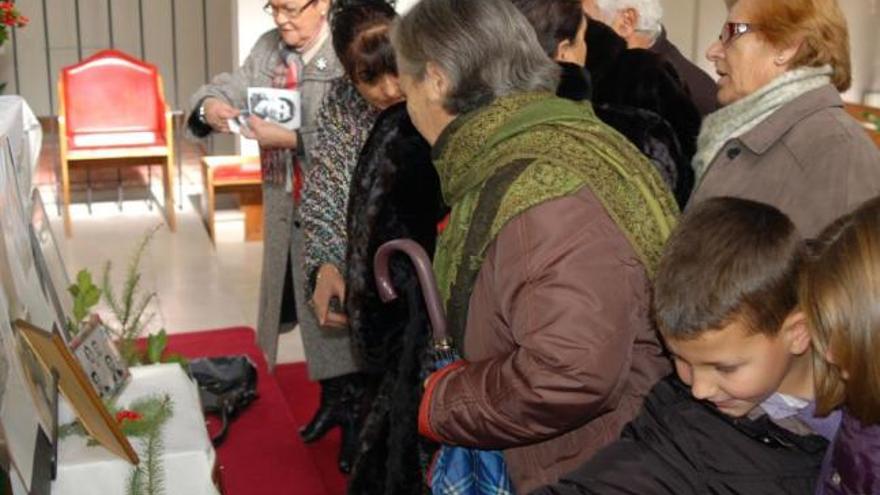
[14,319,138,465]
[27,369,59,495]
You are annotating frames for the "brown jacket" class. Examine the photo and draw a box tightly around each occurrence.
[421,187,671,493]
[689,85,880,238]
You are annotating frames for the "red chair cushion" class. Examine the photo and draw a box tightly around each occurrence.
[62,50,165,142]
[213,163,262,183]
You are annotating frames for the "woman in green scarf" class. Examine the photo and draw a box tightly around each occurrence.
[391,0,679,491]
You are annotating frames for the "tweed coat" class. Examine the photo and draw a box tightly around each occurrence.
[189,28,355,377]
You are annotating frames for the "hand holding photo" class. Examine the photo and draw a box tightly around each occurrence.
[226,112,251,135]
[247,87,301,130]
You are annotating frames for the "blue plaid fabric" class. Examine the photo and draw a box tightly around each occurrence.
[431,446,514,495]
[427,354,514,493]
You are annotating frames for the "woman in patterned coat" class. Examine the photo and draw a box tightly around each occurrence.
[298,0,403,474]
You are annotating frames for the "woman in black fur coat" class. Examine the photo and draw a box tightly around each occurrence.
[511,0,694,207]
[344,102,448,494]
[585,19,702,189]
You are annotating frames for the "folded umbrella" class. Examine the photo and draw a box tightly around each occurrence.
[374,239,514,495]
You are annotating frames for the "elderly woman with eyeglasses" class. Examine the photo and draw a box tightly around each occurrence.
[688,0,880,237]
[186,0,343,446]
[392,0,677,491]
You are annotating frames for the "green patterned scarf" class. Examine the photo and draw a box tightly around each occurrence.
[432,92,678,352]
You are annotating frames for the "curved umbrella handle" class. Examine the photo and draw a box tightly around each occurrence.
[373,239,449,343]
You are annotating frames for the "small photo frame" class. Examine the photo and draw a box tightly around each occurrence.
[248,87,301,130]
[70,318,129,400]
[14,319,137,465]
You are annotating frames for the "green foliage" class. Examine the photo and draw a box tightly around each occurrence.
[102,225,162,364]
[126,395,173,495]
[866,112,880,132]
[142,330,187,367]
[67,269,102,337]
[59,395,173,495]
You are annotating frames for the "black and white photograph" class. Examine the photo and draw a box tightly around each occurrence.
[247,87,301,130]
[70,320,129,400]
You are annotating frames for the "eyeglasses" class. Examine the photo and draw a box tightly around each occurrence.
[718,22,758,46]
[263,0,318,20]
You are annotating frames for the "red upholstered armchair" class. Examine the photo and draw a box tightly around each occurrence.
[58,49,176,236]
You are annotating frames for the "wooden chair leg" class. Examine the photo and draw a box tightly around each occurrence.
[163,155,177,232]
[86,167,93,214]
[204,164,216,245]
[117,167,123,211]
[61,156,73,237]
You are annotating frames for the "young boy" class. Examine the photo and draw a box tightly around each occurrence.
[532,197,836,494]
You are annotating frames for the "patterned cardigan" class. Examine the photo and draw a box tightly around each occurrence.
[301,77,380,291]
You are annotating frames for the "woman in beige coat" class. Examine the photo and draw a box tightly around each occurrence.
[689,0,880,237]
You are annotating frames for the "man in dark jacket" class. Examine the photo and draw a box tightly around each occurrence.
[582,0,719,116]
[533,197,838,494]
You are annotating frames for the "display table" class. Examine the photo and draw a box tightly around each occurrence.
[52,364,219,495]
[0,96,42,206]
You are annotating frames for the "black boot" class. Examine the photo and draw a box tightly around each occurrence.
[299,375,347,443]
[336,376,367,474]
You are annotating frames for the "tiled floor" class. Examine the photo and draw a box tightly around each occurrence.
[37,129,306,365]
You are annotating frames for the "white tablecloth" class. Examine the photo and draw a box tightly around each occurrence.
[0,95,42,205]
[52,364,219,495]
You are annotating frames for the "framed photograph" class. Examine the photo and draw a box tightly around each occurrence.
[248,87,301,130]
[69,318,129,399]
[0,290,53,494]
[29,189,74,342]
[14,319,138,465]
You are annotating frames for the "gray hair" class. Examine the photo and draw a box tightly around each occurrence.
[596,0,663,40]
[390,0,559,115]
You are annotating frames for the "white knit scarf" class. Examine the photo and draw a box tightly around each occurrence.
[692,65,833,182]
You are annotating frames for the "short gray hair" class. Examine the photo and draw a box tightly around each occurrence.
[390,0,559,115]
[596,0,663,39]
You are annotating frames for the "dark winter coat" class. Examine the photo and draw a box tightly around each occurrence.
[651,28,720,117]
[816,410,880,495]
[344,103,448,495]
[557,62,692,206]
[532,375,829,495]
[585,20,701,178]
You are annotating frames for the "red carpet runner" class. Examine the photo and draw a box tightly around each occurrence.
[164,327,347,495]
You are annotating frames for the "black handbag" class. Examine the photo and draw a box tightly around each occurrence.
[189,356,259,446]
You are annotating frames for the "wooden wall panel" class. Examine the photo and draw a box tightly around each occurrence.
[109,0,142,56]
[0,0,235,118]
[174,0,206,112]
[9,0,49,113]
[46,0,81,112]
[205,0,236,155]
[77,0,112,59]
[0,14,21,96]
[141,0,176,106]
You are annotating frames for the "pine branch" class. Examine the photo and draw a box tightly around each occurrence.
[144,423,165,495]
[127,462,145,495]
[101,260,123,335]
[120,226,161,323]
